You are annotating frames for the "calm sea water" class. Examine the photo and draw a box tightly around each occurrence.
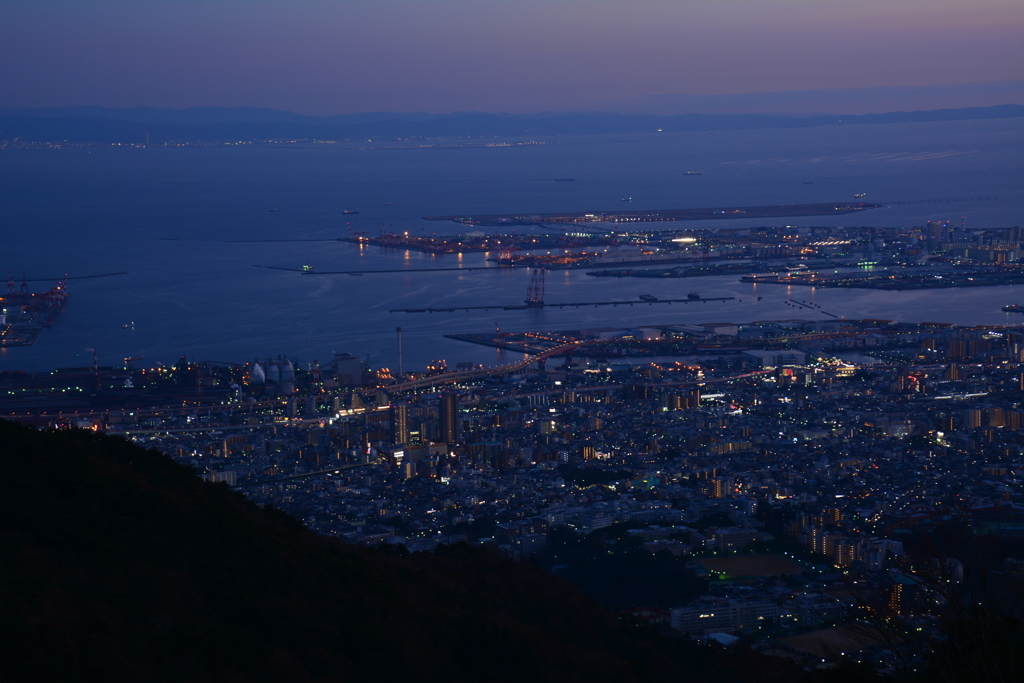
[1,118,1022,372]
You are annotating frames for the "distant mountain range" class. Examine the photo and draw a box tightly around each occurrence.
[606,80,1024,115]
[0,104,1021,144]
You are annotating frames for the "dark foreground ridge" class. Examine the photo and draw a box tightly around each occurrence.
[0,420,799,683]
[3,421,1016,682]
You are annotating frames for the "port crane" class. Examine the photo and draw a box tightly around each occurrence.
[495,235,522,262]
[525,268,545,306]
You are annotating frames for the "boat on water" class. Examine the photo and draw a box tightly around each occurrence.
[640,294,658,302]
[685,171,703,175]
[343,209,359,215]
[1003,304,1024,313]
[854,193,867,198]
[687,292,701,300]
[621,197,632,202]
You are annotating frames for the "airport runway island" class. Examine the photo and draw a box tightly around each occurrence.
[423,202,881,227]
[390,296,735,313]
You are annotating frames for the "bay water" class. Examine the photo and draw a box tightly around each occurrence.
[1,117,1022,372]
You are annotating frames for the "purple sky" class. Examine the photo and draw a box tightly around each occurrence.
[2,0,1022,114]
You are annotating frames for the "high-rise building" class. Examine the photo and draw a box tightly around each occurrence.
[833,540,858,567]
[392,403,409,444]
[438,393,458,444]
[707,476,732,498]
[888,584,903,614]
[820,508,842,525]
[986,408,1005,428]
[686,388,701,408]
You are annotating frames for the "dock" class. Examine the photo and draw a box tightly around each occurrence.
[1,279,70,347]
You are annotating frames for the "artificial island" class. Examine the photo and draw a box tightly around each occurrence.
[423,201,881,227]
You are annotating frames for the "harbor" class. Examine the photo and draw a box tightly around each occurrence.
[2,115,1021,375]
[0,276,70,347]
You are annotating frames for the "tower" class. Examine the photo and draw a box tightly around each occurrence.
[888,583,903,615]
[439,393,458,444]
[945,363,961,381]
[396,327,404,379]
[392,402,410,444]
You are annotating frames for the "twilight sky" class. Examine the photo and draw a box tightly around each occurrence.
[2,0,1022,114]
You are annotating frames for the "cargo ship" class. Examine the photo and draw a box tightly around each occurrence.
[1003,304,1024,313]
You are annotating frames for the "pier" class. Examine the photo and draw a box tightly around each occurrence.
[741,269,1024,291]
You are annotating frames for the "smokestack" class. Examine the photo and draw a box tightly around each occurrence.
[396,327,403,379]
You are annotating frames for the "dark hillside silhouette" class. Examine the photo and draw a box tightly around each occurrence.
[0,420,949,682]
[0,420,685,683]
